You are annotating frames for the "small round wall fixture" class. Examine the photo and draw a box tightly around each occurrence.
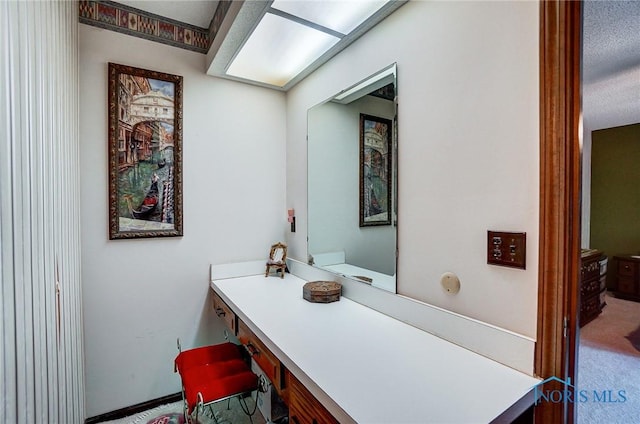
[440,272,460,294]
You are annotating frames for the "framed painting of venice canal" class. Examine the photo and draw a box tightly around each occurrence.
[108,63,183,239]
[359,114,392,227]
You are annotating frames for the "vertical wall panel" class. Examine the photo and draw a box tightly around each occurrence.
[0,1,18,420]
[0,1,84,423]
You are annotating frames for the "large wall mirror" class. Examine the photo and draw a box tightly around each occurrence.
[307,64,397,293]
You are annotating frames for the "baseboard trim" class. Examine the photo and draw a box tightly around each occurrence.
[85,392,182,423]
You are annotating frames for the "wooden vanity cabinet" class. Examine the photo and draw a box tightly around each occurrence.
[212,293,284,394]
[613,255,640,302]
[212,291,236,334]
[212,293,283,392]
[579,249,607,327]
[236,318,285,395]
[287,370,338,424]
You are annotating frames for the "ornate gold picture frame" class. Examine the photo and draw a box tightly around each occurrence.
[359,114,392,227]
[108,63,183,239]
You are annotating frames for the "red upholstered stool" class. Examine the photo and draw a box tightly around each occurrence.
[174,340,259,423]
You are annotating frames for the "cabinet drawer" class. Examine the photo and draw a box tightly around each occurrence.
[617,277,637,294]
[599,257,608,276]
[581,277,600,298]
[212,291,236,335]
[288,372,338,424]
[617,260,636,277]
[599,290,607,309]
[581,294,600,315]
[237,319,283,394]
[581,260,600,282]
[599,275,607,292]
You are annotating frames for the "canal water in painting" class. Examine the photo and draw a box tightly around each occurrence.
[118,159,172,223]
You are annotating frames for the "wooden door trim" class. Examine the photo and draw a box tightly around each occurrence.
[536,1,582,423]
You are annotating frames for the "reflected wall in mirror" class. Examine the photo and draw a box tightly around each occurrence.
[307,64,397,293]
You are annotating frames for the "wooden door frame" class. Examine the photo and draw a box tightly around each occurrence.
[536,1,582,423]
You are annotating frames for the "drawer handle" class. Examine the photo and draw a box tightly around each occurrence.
[246,342,260,357]
[624,265,630,270]
[215,307,226,317]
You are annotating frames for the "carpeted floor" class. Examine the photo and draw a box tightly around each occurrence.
[577,292,640,423]
[101,396,267,424]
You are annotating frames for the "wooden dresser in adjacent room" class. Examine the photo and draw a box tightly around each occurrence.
[613,255,640,302]
[580,249,608,327]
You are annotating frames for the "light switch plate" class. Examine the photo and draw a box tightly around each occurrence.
[487,231,526,269]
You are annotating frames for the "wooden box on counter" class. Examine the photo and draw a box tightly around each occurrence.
[303,281,341,303]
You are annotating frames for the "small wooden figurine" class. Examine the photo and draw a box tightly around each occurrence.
[265,242,287,278]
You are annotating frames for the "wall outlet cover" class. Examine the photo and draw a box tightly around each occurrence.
[441,272,461,294]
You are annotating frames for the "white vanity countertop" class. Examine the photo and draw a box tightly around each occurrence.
[211,273,539,424]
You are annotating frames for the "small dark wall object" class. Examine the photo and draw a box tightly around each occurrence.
[487,231,526,269]
[287,208,295,232]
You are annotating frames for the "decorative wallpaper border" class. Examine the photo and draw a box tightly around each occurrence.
[79,1,231,54]
[209,0,232,44]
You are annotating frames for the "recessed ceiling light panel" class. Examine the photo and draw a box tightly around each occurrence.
[208,0,406,90]
[226,12,340,87]
[271,0,389,34]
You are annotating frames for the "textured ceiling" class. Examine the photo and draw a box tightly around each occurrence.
[583,0,640,131]
[111,1,639,131]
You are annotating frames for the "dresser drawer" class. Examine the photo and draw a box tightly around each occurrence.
[237,319,283,394]
[288,372,338,424]
[617,277,637,294]
[599,257,608,276]
[599,290,607,309]
[212,291,236,335]
[581,259,600,281]
[580,294,600,315]
[599,275,607,292]
[618,260,636,277]
[580,277,601,298]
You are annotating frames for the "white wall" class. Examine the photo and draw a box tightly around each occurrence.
[287,1,539,338]
[308,96,396,275]
[79,25,286,416]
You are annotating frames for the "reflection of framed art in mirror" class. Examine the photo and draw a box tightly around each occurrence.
[359,114,392,227]
[307,63,397,292]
